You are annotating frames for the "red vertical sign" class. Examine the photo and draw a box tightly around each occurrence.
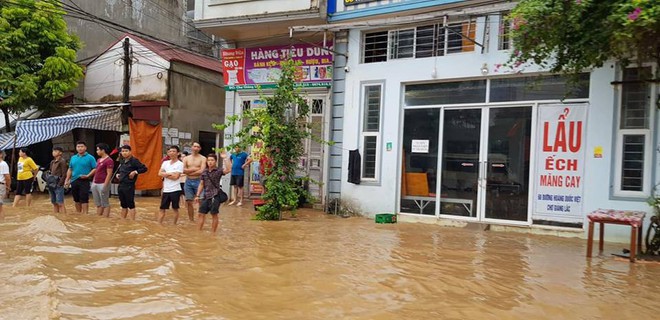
[221,49,246,86]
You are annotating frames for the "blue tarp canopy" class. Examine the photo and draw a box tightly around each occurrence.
[0,108,123,150]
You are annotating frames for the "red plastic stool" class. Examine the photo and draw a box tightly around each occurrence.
[253,199,266,211]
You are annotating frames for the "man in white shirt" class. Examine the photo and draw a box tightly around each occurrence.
[0,150,11,220]
[158,146,184,225]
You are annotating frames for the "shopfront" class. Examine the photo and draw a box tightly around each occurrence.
[399,74,590,226]
[221,43,333,202]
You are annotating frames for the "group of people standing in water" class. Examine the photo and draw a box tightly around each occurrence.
[0,141,244,233]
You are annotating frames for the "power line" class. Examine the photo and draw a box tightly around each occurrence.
[142,0,215,43]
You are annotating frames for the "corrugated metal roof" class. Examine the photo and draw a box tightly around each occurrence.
[127,34,222,74]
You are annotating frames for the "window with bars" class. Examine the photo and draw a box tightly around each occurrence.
[498,13,511,50]
[615,67,653,196]
[363,31,388,63]
[361,84,383,180]
[363,19,477,63]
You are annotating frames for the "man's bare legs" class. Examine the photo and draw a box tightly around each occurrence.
[172,209,179,225]
[12,195,22,207]
[96,206,103,216]
[236,186,244,206]
[157,209,178,225]
[128,208,136,220]
[186,200,194,221]
[102,206,110,218]
[197,213,219,233]
[121,208,128,219]
[25,194,32,207]
[211,214,219,233]
[228,186,236,205]
[197,213,206,230]
[53,204,66,214]
[74,203,89,214]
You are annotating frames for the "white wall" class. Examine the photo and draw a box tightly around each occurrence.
[84,37,170,102]
[339,15,658,242]
[196,0,319,20]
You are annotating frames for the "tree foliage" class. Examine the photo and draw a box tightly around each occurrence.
[0,0,83,129]
[508,0,660,78]
[215,59,331,220]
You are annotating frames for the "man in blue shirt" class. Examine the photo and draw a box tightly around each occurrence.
[65,141,97,214]
[228,146,251,206]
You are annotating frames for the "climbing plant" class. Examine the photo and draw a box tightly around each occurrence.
[215,59,331,220]
[507,0,660,78]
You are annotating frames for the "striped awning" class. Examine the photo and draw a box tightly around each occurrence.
[0,108,122,150]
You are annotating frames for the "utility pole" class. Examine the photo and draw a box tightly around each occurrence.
[121,38,131,126]
[122,38,131,103]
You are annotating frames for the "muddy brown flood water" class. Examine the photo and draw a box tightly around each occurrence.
[0,194,658,319]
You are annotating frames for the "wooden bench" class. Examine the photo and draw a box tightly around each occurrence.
[586,209,646,262]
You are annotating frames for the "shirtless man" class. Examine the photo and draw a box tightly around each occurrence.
[182,142,206,222]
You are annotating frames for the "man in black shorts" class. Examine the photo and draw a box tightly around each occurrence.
[195,153,231,233]
[65,141,97,214]
[158,146,183,225]
[228,146,251,206]
[115,145,147,220]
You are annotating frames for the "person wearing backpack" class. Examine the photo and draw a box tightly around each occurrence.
[48,147,68,213]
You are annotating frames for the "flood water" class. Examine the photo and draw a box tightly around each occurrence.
[0,194,658,319]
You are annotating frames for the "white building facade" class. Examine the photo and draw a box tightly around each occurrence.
[319,0,659,242]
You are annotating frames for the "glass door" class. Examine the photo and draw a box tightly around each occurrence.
[483,107,532,222]
[439,109,482,218]
[438,106,532,223]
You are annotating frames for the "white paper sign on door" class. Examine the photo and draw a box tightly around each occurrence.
[533,104,587,224]
[411,140,429,153]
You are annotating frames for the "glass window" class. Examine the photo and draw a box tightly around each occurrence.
[363,85,382,132]
[389,28,415,60]
[498,13,511,50]
[362,136,378,179]
[620,68,651,129]
[615,67,653,196]
[415,25,436,58]
[361,18,480,63]
[621,135,645,191]
[489,74,590,102]
[405,80,487,106]
[363,31,388,63]
[361,84,383,180]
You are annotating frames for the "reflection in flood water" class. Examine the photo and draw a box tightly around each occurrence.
[0,195,658,319]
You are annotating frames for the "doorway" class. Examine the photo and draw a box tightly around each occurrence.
[440,106,532,222]
[400,106,532,224]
